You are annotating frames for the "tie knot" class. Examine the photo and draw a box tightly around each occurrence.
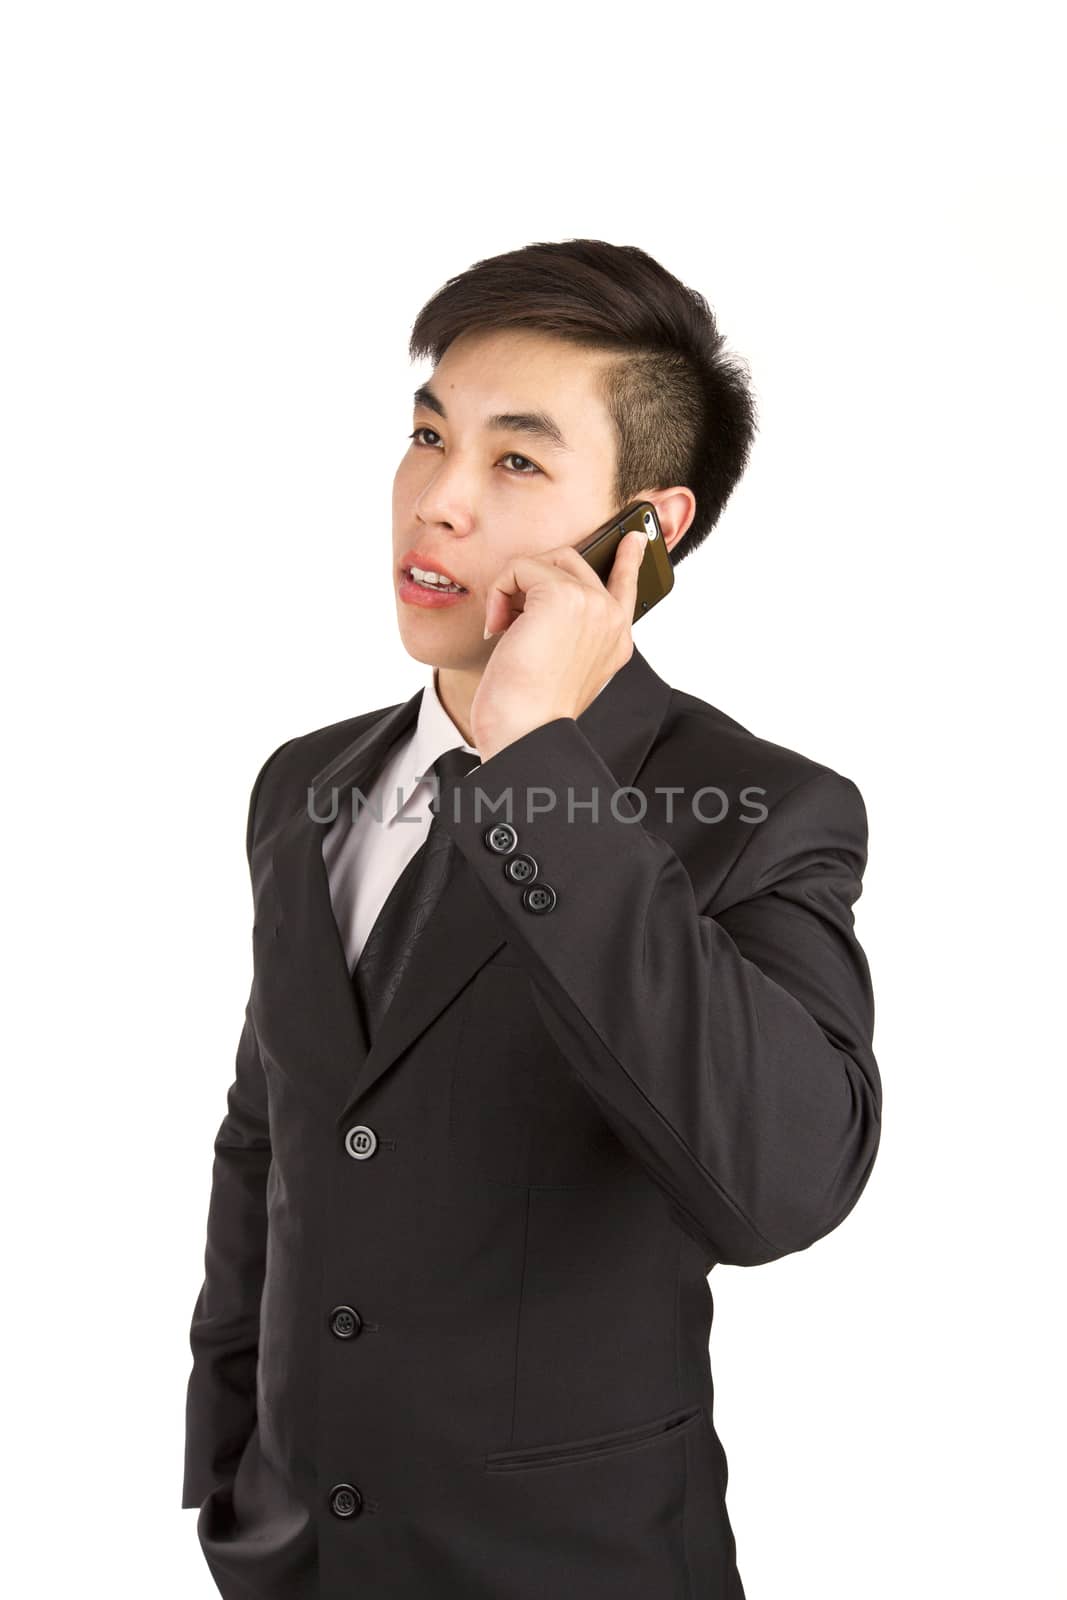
[428,746,481,816]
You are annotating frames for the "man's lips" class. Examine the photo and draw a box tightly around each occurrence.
[398,569,472,608]
[398,549,468,589]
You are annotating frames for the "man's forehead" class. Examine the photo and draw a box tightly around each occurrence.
[435,326,606,386]
[424,335,613,437]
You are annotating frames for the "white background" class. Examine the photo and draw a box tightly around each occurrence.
[3,3,1063,1595]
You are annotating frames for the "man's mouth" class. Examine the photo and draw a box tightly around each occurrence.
[402,564,469,595]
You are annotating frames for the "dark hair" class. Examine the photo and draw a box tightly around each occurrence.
[407,238,758,566]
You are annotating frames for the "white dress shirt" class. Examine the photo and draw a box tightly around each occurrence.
[322,665,615,974]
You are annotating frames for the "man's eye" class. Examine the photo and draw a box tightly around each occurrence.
[407,429,541,476]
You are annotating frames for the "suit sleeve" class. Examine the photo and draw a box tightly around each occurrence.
[440,716,881,1268]
[180,743,289,1510]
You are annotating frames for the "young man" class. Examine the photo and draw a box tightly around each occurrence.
[182,239,881,1600]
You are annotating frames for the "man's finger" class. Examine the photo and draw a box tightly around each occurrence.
[482,551,560,638]
[604,526,648,611]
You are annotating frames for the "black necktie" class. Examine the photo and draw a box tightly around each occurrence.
[351,746,482,1043]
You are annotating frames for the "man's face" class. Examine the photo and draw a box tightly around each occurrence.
[391,327,620,672]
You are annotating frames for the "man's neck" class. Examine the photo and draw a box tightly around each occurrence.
[434,664,481,747]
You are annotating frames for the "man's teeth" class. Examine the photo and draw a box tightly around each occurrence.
[409,566,466,592]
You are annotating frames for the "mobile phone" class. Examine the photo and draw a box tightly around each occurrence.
[576,501,674,624]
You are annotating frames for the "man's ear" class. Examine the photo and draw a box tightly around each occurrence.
[640,487,697,556]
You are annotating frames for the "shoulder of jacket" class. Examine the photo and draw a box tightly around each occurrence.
[244,702,404,857]
[660,688,868,890]
[664,686,851,796]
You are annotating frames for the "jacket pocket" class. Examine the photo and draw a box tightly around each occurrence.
[485,1402,703,1473]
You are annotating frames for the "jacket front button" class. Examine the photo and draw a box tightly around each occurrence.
[344,1125,378,1160]
[522,883,557,914]
[484,822,518,855]
[328,1305,363,1339]
[503,853,538,884]
[328,1483,363,1518]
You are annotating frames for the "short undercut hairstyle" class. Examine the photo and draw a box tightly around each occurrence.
[407,238,759,567]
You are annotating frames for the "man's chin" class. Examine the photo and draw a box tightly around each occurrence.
[398,630,485,675]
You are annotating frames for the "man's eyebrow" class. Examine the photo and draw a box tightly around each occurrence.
[412,384,571,453]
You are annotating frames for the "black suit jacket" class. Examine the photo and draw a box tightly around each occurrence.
[182,642,881,1600]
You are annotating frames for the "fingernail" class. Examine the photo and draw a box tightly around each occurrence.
[483,624,492,640]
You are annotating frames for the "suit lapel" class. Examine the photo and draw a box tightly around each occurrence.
[267,643,673,1126]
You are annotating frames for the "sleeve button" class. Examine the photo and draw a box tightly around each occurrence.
[484,823,518,855]
[522,883,557,915]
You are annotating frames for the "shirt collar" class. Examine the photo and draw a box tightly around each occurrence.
[385,663,617,826]
[382,667,481,827]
